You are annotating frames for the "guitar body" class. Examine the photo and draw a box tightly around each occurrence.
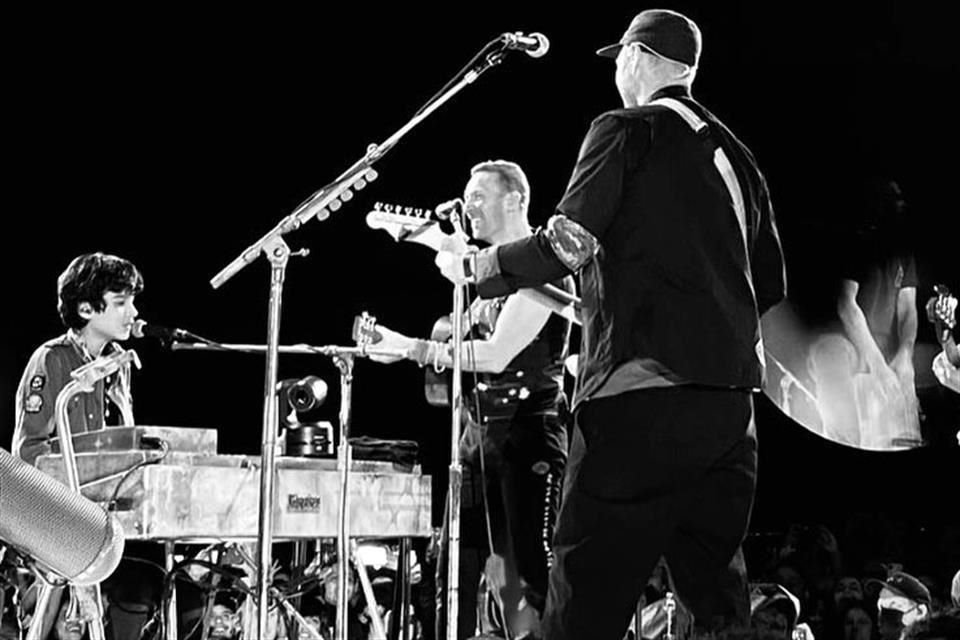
[424,314,452,407]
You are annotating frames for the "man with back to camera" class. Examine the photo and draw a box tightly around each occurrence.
[436,9,786,639]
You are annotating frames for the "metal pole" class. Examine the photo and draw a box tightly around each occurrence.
[333,354,355,640]
[351,540,387,640]
[165,541,178,640]
[24,581,56,640]
[255,235,291,636]
[445,278,466,640]
[399,538,412,640]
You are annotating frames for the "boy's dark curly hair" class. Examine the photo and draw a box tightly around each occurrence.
[57,253,144,330]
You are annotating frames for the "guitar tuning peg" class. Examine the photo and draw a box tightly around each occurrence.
[340,190,354,202]
[404,207,413,215]
[366,169,378,182]
[374,201,382,210]
[329,199,342,212]
[354,178,367,190]
[383,204,393,213]
[417,209,427,217]
[316,208,330,221]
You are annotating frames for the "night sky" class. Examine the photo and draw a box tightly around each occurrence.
[3,4,958,535]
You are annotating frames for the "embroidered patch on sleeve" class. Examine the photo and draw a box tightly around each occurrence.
[30,375,46,391]
[24,393,44,413]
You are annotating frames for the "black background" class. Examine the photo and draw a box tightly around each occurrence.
[3,4,958,535]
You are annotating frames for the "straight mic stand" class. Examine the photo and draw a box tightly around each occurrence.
[444,211,470,640]
[252,234,290,639]
[331,352,355,640]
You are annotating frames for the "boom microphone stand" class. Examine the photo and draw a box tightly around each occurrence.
[207,35,528,640]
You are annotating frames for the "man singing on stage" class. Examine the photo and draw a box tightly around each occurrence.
[367,160,573,638]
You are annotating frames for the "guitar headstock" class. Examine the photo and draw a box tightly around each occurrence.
[927,284,957,344]
[365,203,436,240]
[351,311,382,347]
[365,202,448,251]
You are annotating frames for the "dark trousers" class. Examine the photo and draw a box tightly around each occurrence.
[542,387,757,640]
[436,412,567,639]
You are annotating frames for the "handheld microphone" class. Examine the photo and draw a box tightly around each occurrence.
[131,319,188,341]
[0,448,125,585]
[501,32,550,58]
[434,198,464,221]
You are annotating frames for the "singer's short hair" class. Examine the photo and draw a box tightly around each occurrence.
[57,253,144,330]
[470,160,530,210]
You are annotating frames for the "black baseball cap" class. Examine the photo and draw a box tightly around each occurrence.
[870,571,932,606]
[596,9,702,67]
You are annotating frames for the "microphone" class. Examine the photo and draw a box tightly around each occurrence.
[131,319,188,341]
[0,447,125,585]
[434,198,464,221]
[501,32,550,58]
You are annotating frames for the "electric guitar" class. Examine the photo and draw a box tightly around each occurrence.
[351,310,452,406]
[926,284,959,367]
[365,203,582,325]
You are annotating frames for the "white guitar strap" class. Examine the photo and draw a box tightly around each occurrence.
[650,96,765,367]
[649,97,747,248]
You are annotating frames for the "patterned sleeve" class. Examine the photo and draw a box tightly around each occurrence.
[14,348,70,465]
[545,214,600,272]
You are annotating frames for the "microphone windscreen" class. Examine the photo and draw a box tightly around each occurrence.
[0,448,125,585]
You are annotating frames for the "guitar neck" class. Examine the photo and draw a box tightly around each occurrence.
[367,209,583,324]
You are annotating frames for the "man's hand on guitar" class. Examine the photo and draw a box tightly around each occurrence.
[352,312,414,363]
[367,324,416,364]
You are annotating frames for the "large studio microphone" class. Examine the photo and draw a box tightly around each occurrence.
[501,32,550,58]
[0,448,125,585]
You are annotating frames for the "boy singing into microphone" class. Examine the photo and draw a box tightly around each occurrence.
[12,252,143,465]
